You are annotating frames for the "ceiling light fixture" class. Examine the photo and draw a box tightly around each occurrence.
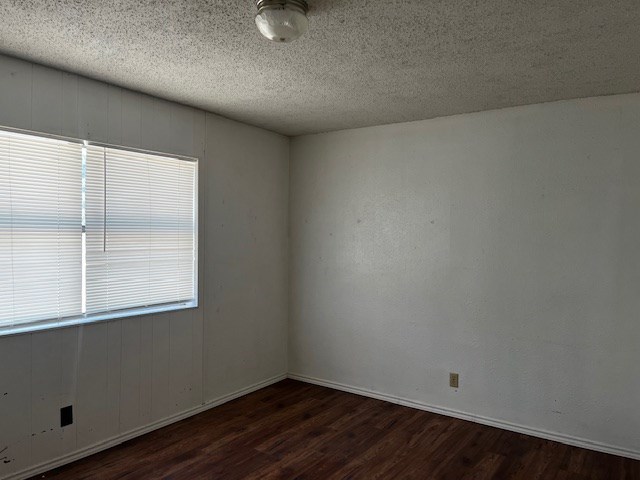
[255,0,309,43]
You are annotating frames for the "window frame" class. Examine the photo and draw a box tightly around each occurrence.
[0,125,199,337]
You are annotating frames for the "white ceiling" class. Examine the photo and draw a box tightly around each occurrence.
[0,1,639,136]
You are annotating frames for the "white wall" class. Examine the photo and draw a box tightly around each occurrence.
[203,115,289,400]
[289,94,640,457]
[0,54,288,479]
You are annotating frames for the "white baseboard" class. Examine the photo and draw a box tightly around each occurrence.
[4,373,287,480]
[6,370,637,480]
[288,372,640,461]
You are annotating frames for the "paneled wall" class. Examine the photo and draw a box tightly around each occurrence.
[0,54,289,479]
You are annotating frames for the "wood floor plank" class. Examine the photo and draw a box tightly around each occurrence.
[32,380,640,480]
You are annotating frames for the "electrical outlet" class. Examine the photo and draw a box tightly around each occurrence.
[449,372,459,388]
[61,405,73,427]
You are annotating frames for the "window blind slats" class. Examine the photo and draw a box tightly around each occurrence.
[85,146,196,314]
[0,130,83,327]
[0,128,196,332]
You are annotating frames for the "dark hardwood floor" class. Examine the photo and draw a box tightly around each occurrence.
[34,379,639,479]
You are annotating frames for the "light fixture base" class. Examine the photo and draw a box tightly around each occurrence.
[255,0,309,15]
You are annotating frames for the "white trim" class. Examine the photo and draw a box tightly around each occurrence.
[5,370,637,480]
[2,373,287,480]
[0,301,198,337]
[287,373,640,461]
[0,124,199,163]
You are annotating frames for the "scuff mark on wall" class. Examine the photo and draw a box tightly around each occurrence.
[0,446,12,464]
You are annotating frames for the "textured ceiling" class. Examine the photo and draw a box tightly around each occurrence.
[0,1,639,136]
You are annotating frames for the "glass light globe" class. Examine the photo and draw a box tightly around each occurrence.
[255,6,309,43]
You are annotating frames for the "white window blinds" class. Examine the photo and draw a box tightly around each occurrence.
[85,146,197,315]
[0,127,197,334]
[0,130,83,328]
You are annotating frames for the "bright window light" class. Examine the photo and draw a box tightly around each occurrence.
[0,127,198,336]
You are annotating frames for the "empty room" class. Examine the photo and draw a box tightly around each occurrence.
[0,1,639,479]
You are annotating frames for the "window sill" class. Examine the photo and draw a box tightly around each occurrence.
[0,301,198,338]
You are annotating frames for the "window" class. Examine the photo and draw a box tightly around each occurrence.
[0,128,198,335]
